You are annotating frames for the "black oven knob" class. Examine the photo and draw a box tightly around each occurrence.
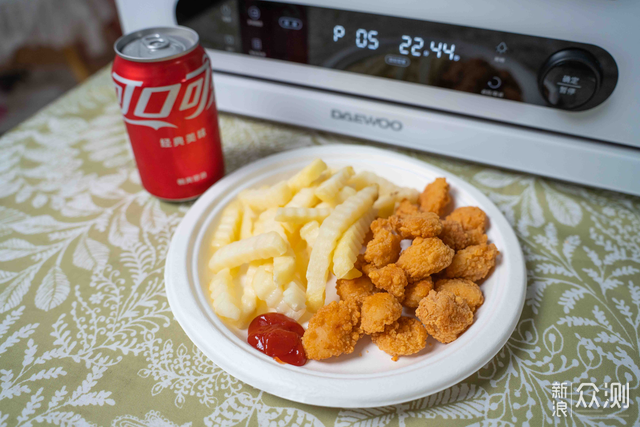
[538,49,602,110]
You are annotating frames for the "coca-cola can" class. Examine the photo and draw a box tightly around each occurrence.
[112,26,224,201]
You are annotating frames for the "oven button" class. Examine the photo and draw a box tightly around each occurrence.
[538,49,602,110]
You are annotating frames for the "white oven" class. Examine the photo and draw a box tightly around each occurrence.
[115,0,640,196]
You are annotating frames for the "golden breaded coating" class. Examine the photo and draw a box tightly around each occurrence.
[364,219,402,268]
[446,206,487,232]
[354,253,367,271]
[444,243,499,282]
[415,290,473,343]
[396,237,454,281]
[368,264,408,300]
[395,199,420,217]
[370,218,391,234]
[435,278,484,312]
[388,212,442,239]
[372,317,427,359]
[302,300,362,360]
[466,228,488,246]
[361,293,402,334]
[403,277,434,308]
[439,219,469,251]
[419,178,451,216]
[361,262,375,277]
[336,276,375,303]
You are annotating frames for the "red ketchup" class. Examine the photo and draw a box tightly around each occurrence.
[248,313,307,366]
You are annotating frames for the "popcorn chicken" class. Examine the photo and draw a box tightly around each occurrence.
[466,228,488,246]
[439,219,469,251]
[336,276,375,304]
[364,218,402,268]
[396,237,454,281]
[395,199,420,217]
[444,243,499,282]
[402,277,434,308]
[361,293,403,334]
[367,263,408,301]
[435,278,484,312]
[415,290,473,343]
[419,178,451,216]
[302,300,362,360]
[388,211,442,239]
[372,317,427,360]
[446,206,487,232]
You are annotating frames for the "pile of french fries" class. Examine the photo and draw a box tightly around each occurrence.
[207,159,419,326]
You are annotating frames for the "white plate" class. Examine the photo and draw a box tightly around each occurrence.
[165,144,526,408]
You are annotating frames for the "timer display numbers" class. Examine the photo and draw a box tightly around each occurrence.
[400,36,460,60]
[332,25,460,61]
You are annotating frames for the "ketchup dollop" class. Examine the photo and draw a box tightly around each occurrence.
[248,313,307,366]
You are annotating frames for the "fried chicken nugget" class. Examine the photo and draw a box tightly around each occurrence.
[395,199,420,217]
[446,207,487,232]
[419,178,451,216]
[435,278,484,312]
[367,263,408,300]
[466,228,488,246]
[361,293,402,334]
[415,290,473,343]
[439,219,469,251]
[336,276,375,304]
[444,243,499,282]
[364,218,402,268]
[403,276,434,308]
[302,300,362,360]
[372,317,427,360]
[396,237,454,281]
[388,211,442,239]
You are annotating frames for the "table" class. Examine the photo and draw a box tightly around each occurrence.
[0,69,638,426]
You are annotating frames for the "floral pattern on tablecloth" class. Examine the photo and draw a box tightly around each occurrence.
[0,69,638,426]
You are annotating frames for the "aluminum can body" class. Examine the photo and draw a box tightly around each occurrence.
[112,27,224,200]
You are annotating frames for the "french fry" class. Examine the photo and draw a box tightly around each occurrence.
[239,180,293,210]
[372,195,396,218]
[240,263,261,316]
[252,263,275,300]
[288,159,327,191]
[208,232,287,273]
[315,166,355,202]
[342,268,363,279]
[336,186,357,204]
[332,208,376,279]
[299,221,320,248]
[390,187,420,204]
[348,171,397,195]
[275,207,332,224]
[273,255,296,286]
[283,279,306,311]
[285,187,319,208]
[209,268,241,321]
[211,201,242,250]
[315,201,335,209]
[306,185,378,311]
[239,205,257,240]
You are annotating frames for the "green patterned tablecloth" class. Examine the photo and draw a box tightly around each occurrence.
[0,69,638,426]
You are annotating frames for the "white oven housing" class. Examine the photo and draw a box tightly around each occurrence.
[115,0,640,196]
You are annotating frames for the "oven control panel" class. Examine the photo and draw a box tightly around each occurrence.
[176,0,618,111]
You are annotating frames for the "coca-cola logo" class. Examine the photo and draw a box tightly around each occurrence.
[112,55,214,130]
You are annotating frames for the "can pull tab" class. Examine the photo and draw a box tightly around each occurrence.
[142,34,170,50]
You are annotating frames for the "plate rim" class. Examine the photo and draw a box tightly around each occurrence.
[165,144,526,408]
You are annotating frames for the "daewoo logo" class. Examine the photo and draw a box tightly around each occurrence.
[331,109,403,131]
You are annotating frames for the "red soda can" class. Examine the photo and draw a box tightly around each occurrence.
[112,27,224,201]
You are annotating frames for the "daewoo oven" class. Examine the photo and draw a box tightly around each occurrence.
[115,0,640,195]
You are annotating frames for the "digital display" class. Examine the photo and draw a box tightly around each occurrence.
[176,0,618,109]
